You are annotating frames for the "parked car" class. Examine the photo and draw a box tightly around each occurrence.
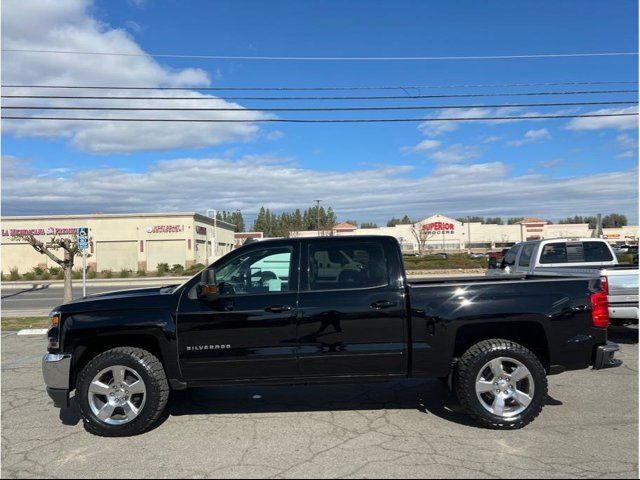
[43,236,620,436]
[488,238,638,325]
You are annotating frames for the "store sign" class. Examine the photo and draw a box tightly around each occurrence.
[2,227,78,236]
[146,225,184,234]
[421,221,456,235]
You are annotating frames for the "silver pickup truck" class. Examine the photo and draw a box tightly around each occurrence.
[488,238,639,325]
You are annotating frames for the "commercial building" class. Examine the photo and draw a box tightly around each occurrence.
[276,214,639,254]
[1,212,235,274]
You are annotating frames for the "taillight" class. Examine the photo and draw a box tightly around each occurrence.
[591,290,609,329]
[600,275,609,295]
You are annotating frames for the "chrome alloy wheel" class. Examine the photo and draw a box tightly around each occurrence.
[87,365,147,425]
[475,357,534,418]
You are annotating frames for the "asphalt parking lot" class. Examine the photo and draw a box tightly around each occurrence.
[1,327,638,479]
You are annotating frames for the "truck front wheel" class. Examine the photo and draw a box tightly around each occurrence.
[76,347,169,436]
[455,339,547,429]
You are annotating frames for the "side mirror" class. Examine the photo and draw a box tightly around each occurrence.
[198,269,219,300]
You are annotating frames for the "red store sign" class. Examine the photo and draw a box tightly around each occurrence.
[146,225,184,234]
[421,222,456,234]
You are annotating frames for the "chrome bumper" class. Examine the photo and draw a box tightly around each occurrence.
[42,353,72,408]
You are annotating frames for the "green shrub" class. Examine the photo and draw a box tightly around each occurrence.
[72,270,82,279]
[156,263,169,276]
[55,269,65,280]
[88,268,97,279]
[170,264,185,275]
[48,266,61,276]
[102,270,113,279]
[120,269,131,278]
[9,268,20,281]
[136,269,147,277]
[185,263,206,275]
[22,272,36,281]
[40,271,51,280]
[32,266,45,276]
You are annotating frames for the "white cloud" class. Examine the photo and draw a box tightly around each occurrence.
[1,0,269,153]
[429,144,482,163]
[4,155,637,223]
[613,133,639,159]
[507,128,552,147]
[566,106,639,131]
[418,108,492,137]
[400,139,441,154]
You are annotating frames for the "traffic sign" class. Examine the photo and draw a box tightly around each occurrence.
[77,227,89,251]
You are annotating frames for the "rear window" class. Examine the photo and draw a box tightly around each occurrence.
[540,241,613,264]
[583,241,614,262]
[308,242,388,291]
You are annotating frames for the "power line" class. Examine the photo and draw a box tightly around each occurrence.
[2,113,636,123]
[2,80,637,91]
[2,101,636,113]
[2,48,637,61]
[2,89,637,101]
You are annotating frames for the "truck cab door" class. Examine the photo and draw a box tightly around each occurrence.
[176,241,299,382]
[296,239,407,378]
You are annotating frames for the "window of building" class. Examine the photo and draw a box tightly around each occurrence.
[308,242,388,291]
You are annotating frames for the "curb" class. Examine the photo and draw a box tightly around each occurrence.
[1,276,190,290]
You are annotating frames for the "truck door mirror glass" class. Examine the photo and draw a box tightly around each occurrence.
[198,269,219,301]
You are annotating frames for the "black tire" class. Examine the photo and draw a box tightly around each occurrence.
[76,347,169,437]
[454,339,547,429]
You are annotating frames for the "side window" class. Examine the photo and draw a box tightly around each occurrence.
[583,242,614,262]
[216,246,292,295]
[308,242,388,290]
[503,245,521,267]
[540,243,567,264]
[518,244,534,268]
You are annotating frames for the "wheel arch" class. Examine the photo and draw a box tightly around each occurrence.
[453,321,550,371]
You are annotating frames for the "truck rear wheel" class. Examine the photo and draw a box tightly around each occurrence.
[455,339,547,429]
[76,347,169,436]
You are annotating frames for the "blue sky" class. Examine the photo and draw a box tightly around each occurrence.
[2,0,638,225]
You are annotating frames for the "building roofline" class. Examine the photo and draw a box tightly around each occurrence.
[1,212,236,230]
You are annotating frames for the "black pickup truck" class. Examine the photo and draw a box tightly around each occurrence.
[43,235,621,436]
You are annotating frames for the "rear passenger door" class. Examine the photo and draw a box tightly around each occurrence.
[296,239,407,378]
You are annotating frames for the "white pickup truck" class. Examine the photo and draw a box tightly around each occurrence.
[488,238,639,325]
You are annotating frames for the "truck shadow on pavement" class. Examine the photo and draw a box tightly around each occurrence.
[60,378,566,432]
[165,379,563,430]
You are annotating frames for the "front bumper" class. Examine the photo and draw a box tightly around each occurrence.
[593,342,622,370]
[42,353,72,408]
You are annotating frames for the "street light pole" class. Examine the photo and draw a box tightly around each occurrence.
[206,209,217,260]
[315,199,321,237]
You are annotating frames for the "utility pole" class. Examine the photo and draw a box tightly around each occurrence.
[206,209,217,260]
[467,216,471,253]
[315,199,321,237]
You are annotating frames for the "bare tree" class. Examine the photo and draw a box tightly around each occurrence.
[410,225,436,255]
[14,234,83,303]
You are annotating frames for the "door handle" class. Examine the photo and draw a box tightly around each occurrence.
[370,300,398,309]
[265,305,293,313]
